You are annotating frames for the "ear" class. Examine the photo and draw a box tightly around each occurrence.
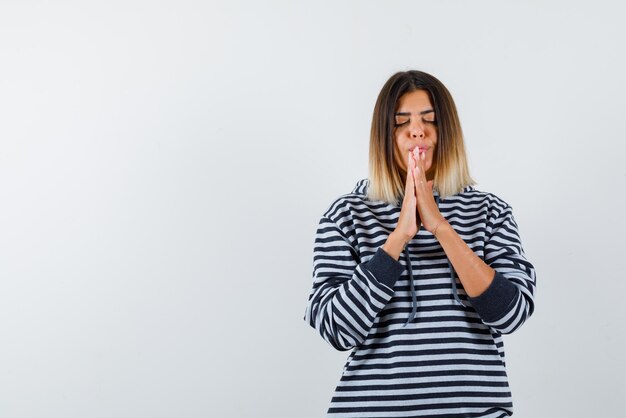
[427,180,434,191]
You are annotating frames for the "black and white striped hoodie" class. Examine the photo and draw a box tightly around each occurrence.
[304,178,536,417]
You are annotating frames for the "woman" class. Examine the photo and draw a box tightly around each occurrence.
[303,70,536,417]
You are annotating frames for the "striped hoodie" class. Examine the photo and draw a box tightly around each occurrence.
[304,178,536,417]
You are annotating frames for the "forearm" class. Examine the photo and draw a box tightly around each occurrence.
[306,249,404,350]
[434,221,495,297]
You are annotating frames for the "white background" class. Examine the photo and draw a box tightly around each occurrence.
[1,1,625,417]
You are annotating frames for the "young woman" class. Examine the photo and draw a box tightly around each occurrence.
[304,70,536,417]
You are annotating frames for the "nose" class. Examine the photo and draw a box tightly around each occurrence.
[409,121,425,139]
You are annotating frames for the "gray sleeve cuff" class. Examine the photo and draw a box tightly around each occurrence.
[362,247,404,288]
[469,272,519,323]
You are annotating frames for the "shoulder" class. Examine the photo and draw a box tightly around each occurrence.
[320,179,382,223]
[447,186,514,218]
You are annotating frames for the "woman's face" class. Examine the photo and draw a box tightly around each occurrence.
[393,89,438,179]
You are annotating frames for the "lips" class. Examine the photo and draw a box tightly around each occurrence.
[411,147,429,154]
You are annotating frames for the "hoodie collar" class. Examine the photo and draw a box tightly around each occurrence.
[352,178,474,202]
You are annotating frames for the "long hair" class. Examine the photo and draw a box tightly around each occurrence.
[367,70,475,204]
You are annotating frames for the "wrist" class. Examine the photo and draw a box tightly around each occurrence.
[391,231,411,248]
[432,219,451,239]
[382,232,409,261]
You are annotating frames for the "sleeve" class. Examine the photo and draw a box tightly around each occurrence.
[303,215,404,351]
[469,203,537,334]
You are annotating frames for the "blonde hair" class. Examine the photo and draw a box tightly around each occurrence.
[367,70,475,204]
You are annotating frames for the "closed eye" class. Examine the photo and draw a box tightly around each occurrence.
[394,116,437,127]
[394,120,410,127]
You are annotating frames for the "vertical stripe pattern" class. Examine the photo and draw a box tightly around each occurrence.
[304,179,536,417]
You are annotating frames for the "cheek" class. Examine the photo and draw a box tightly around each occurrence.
[394,140,406,163]
[396,148,407,170]
[394,133,403,150]
[429,128,438,143]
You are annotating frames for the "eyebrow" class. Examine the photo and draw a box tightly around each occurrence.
[395,109,435,116]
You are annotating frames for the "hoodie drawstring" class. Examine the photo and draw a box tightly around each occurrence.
[403,246,417,327]
[448,258,466,307]
[402,195,466,327]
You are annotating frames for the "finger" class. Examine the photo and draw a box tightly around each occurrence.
[415,172,427,198]
[413,155,420,175]
[412,150,419,171]
[414,156,425,183]
[417,151,425,173]
[410,153,419,178]
[414,151,422,171]
[417,177,425,192]
[412,159,421,188]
